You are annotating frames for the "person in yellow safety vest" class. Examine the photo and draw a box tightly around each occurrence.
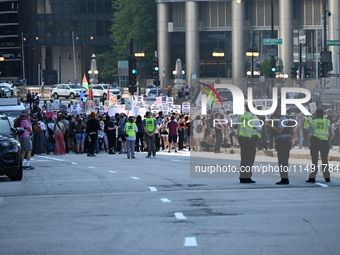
[143,111,157,158]
[232,104,262,183]
[303,115,312,148]
[306,108,335,183]
[124,116,138,159]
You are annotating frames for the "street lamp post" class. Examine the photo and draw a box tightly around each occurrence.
[246,48,259,78]
[134,51,145,95]
[88,54,99,86]
[212,49,225,84]
[275,73,289,89]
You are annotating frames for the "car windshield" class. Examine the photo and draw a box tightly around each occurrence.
[0,116,12,135]
[218,91,233,101]
[112,90,120,94]
[68,85,79,89]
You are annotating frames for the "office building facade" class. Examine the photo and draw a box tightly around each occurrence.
[157,0,340,89]
[7,0,114,85]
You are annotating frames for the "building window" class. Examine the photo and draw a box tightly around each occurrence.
[79,0,87,14]
[97,21,104,36]
[88,1,95,14]
[37,0,45,14]
[105,1,112,13]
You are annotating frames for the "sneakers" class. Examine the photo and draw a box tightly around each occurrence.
[132,157,136,159]
[175,150,178,153]
[146,156,152,158]
[153,155,156,158]
[24,165,35,170]
[127,156,130,159]
[87,154,96,157]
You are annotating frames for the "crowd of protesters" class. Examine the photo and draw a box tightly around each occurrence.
[14,107,197,164]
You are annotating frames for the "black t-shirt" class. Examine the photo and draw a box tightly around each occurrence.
[86,119,100,134]
[106,121,116,135]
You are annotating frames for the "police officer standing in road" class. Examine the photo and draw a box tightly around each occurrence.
[233,104,262,183]
[306,109,334,183]
[143,111,157,158]
[267,106,293,185]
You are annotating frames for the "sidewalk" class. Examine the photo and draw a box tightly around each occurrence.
[222,146,340,162]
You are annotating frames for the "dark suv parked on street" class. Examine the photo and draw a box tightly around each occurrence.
[0,114,24,181]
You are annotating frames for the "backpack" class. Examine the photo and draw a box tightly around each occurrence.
[196,121,203,133]
[34,122,42,133]
[281,119,295,136]
[118,118,127,135]
[14,118,22,128]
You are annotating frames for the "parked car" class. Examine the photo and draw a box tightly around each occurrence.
[217,90,233,102]
[1,53,15,58]
[51,84,87,99]
[0,114,24,181]
[144,88,163,97]
[91,84,121,99]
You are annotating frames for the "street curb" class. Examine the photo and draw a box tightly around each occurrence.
[224,148,340,162]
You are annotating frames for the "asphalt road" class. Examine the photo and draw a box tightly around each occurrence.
[1,151,340,255]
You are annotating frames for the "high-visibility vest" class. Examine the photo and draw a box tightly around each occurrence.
[125,122,136,137]
[303,117,312,129]
[311,118,330,140]
[237,114,261,138]
[144,118,155,132]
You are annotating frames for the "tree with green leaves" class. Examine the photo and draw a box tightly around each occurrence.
[260,58,283,78]
[110,0,157,66]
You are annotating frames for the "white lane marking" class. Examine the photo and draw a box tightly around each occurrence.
[38,156,64,161]
[172,159,184,162]
[315,183,329,188]
[174,212,187,220]
[184,237,197,247]
[130,177,140,180]
[71,162,78,165]
[88,166,96,169]
[109,171,117,173]
[161,198,171,203]
[33,160,50,162]
[149,186,157,192]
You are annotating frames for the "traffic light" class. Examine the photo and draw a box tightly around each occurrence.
[270,58,276,77]
[128,57,137,94]
[153,57,159,80]
[128,56,137,85]
[304,66,312,78]
[291,65,298,79]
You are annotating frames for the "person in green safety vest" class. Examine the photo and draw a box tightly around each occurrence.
[303,115,312,148]
[232,104,262,183]
[143,111,157,158]
[306,109,335,183]
[124,116,138,159]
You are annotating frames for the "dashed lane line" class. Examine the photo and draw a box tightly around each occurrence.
[35,156,64,161]
[130,177,140,180]
[174,212,187,220]
[149,186,157,192]
[315,182,329,188]
[160,198,171,203]
[184,237,197,247]
[109,171,117,173]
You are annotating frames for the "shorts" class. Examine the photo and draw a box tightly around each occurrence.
[119,134,126,142]
[19,137,33,151]
[76,133,85,143]
[168,135,177,143]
